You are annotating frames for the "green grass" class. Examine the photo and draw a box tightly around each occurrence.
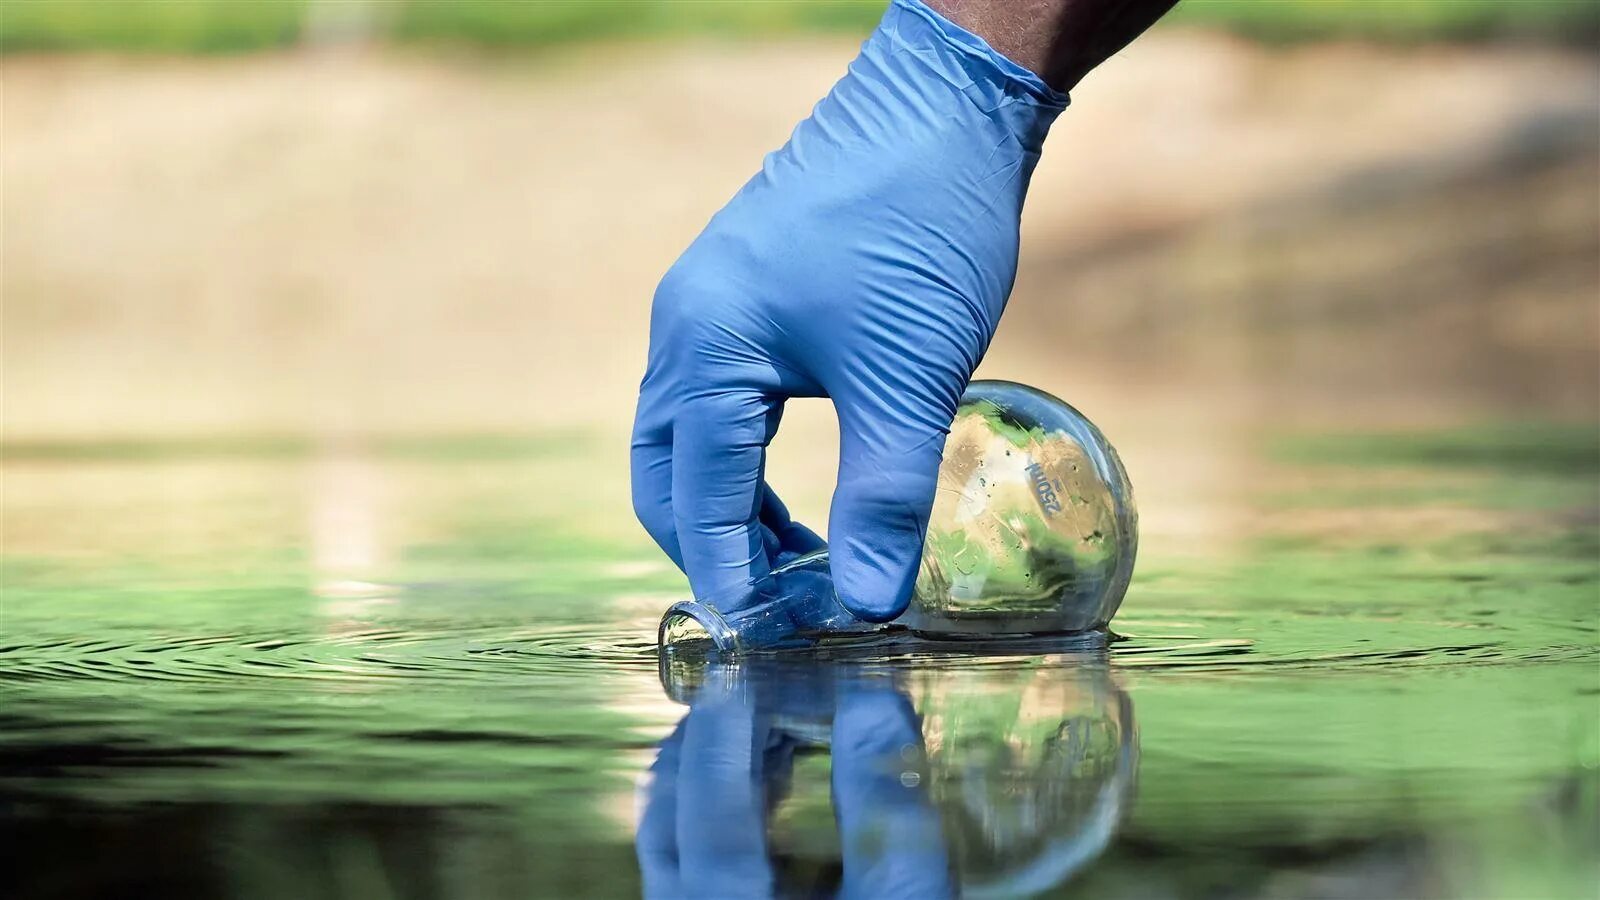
[1172,0,1600,44]
[1,0,308,53]
[390,0,885,49]
[3,0,1597,55]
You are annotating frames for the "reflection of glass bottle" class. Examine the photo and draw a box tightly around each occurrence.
[660,380,1136,652]
[644,656,1137,898]
[906,662,1137,896]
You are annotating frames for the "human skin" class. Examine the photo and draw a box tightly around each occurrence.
[930,0,1179,91]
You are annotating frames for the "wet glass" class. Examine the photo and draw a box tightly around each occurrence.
[906,379,1137,636]
[659,380,1138,652]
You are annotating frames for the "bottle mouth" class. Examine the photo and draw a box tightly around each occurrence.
[656,552,863,655]
[658,600,741,653]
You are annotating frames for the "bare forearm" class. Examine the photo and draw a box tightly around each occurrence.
[927,0,1178,91]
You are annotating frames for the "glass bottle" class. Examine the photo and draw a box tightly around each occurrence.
[659,380,1137,652]
[902,379,1138,637]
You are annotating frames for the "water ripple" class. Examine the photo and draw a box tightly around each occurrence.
[1,607,1592,690]
[0,621,664,689]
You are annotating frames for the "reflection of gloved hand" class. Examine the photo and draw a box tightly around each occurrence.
[631,0,1068,624]
[637,668,951,899]
[831,681,952,899]
[636,682,795,899]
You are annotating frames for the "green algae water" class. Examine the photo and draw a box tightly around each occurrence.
[3,426,1596,899]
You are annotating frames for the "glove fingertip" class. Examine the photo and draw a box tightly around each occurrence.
[829,538,919,623]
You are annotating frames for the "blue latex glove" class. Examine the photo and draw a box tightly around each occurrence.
[632,0,1067,631]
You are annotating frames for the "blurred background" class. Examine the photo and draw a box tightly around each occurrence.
[5,1,1597,503]
[4,4,1598,898]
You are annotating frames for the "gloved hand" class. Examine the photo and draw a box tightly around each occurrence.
[631,0,1068,629]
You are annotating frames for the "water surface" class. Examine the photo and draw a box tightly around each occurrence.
[3,427,1596,898]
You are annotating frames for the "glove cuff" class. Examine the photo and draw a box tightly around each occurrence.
[879,0,1069,147]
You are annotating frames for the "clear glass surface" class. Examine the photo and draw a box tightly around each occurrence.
[902,380,1137,636]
